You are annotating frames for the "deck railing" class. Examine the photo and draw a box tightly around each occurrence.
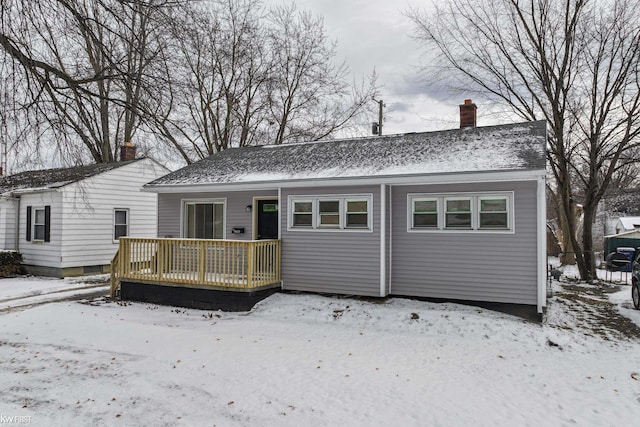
[110,237,281,296]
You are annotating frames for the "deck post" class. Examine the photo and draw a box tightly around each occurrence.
[198,240,206,283]
[157,239,164,281]
[123,239,129,278]
[276,239,281,282]
[247,243,254,288]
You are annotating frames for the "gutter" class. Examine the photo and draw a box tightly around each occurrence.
[142,169,547,194]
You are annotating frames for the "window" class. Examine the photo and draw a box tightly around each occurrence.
[445,198,472,229]
[292,201,313,227]
[26,205,50,242]
[318,200,340,227]
[114,209,129,240]
[412,199,438,228]
[479,198,508,229]
[289,195,372,231]
[183,200,225,239]
[408,192,513,233]
[34,208,46,240]
[346,200,369,228]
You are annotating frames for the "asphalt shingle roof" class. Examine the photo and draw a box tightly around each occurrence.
[147,121,546,188]
[0,159,140,195]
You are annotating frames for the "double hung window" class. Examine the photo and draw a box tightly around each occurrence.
[33,208,46,241]
[412,199,438,229]
[26,205,50,243]
[114,209,129,240]
[292,201,313,227]
[479,198,509,229]
[445,199,472,229]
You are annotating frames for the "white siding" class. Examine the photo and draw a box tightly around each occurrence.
[58,158,168,268]
[0,197,18,250]
[18,191,63,268]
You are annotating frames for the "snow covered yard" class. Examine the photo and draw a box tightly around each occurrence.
[0,278,639,426]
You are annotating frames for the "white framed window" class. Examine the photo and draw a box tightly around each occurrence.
[408,192,514,233]
[292,200,313,227]
[26,205,51,243]
[445,197,472,229]
[478,197,509,229]
[182,199,225,239]
[114,209,129,240]
[345,199,369,229]
[412,198,439,229]
[288,194,373,232]
[318,200,340,228]
[33,207,46,241]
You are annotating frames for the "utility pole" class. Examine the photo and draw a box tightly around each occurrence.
[371,97,384,136]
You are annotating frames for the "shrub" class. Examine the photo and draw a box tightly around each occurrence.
[0,251,24,277]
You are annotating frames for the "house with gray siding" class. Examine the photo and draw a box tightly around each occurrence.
[136,113,548,313]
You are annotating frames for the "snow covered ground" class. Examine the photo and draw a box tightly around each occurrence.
[0,275,109,312]
[0,276,639,426]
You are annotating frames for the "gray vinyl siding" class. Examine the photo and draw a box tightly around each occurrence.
[385,185,392,295]
[281,185,382,296]
[391,181,538,305]
[157,190,278,240]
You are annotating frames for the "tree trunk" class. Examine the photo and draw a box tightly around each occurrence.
[581,205,597,282]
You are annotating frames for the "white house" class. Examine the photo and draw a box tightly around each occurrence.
[613,217,640,235]
[0,157,169,277]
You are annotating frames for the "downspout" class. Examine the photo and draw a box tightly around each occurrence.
[278,187,283,289]
[380,184,386,297]
[537,175,547,315]
[388,185,392,294]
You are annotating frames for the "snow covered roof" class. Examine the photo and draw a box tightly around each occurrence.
[147,121,546,188]
[0,159,141,196]
[601,189,640,216]
[617,217,640,230]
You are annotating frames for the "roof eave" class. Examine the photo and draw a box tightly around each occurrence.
[143,168,546,193]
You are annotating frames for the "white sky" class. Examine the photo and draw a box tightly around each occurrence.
[269,0,463,135]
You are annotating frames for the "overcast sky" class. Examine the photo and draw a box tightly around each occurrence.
[267,0,465,135]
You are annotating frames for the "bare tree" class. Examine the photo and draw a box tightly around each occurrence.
[0,0,175,165]
[409,0,640,281]
[266,4,375,144]
[155,0,269,162]
[154,0,377,162]
[1,0,377,167]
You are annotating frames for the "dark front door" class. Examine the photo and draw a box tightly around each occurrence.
[256,199,279,239]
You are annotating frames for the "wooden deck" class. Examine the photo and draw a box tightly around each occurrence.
[110,237,281,297]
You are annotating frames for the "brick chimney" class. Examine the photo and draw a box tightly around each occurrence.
[120,141,137,161]
[459,99,477,128]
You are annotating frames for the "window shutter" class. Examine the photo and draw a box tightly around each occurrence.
[26,206,32,241]
[44,205,51,242]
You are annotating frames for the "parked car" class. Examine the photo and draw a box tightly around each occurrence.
[632,251,640,309]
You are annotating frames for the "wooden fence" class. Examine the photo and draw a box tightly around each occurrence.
[110,237,281,297]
